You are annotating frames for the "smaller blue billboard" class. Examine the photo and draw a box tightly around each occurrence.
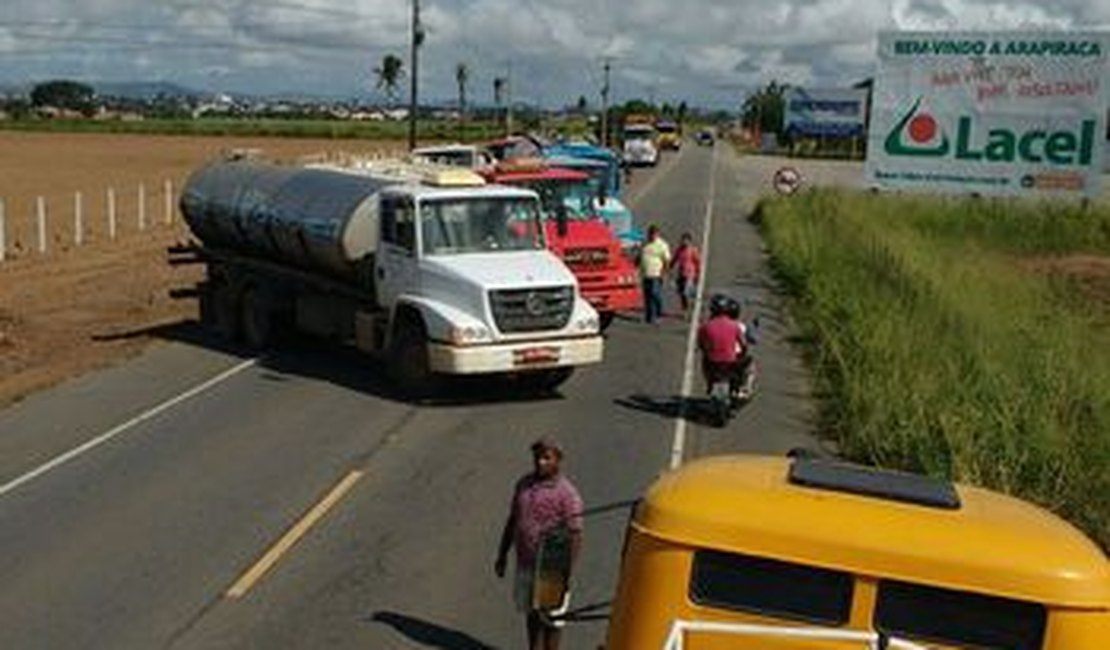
[784,88,868,137]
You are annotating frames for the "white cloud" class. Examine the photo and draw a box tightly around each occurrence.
[0,0,1104,106]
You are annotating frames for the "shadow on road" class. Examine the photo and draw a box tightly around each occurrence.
[370,611,494,650]
[92,318,570,407]
[613,392,746,427]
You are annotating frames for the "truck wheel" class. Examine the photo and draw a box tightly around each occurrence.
[240,288,273,350]
[599,312,615,332]
[389,318,435,398]
[518,367,574,395]
[207,282,240,342]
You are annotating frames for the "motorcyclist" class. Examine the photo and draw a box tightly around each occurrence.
[697,294,754,400]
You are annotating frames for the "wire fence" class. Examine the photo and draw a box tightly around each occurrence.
[0,179,182,263]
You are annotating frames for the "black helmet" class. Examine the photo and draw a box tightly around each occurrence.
[708,293,732,317]
[725,296,741,319]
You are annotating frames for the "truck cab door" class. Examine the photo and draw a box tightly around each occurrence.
[376,194,419,308]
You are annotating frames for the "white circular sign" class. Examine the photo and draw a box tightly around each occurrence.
[773,166,802,195]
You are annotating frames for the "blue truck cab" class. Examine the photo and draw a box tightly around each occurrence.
[544,143,643,250]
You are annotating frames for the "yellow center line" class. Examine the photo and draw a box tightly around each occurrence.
[225,469,364,599]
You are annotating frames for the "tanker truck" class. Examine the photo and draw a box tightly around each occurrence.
[179,158,604,395]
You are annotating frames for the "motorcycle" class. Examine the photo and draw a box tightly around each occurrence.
[705,318,759,428]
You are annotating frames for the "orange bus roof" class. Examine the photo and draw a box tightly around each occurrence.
[635,455,1109,608]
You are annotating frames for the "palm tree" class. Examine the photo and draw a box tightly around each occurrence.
[373,54,405,106]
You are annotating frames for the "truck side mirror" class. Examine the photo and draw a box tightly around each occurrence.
[556,203,569,238]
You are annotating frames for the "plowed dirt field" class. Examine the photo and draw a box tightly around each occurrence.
[0,131,399,406]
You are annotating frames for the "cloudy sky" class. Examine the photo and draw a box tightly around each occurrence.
[1,0,1107,108]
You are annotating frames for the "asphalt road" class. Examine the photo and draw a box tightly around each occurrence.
[0,143,823,650]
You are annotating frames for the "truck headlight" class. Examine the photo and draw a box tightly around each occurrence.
[449,325,491,345]
[574,316,600,332]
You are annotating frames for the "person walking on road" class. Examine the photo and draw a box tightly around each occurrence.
[671,232,701,315]
[639,224,671,323]
[495,436,584,650]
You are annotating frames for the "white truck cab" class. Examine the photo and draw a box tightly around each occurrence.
[622,124,659,167]
[361,169,603,379]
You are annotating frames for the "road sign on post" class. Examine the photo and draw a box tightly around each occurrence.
[773,166,802,195]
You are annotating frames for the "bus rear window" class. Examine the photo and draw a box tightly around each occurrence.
[690,550,853,625]
[875,579,1046,650]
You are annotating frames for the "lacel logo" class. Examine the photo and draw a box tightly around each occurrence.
[885,97,950,157]
[886,97,1097,166]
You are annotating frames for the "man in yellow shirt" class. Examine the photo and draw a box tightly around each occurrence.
[638,225,671,323]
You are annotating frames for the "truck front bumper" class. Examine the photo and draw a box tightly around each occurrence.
[427,336,604,375]
[581,283,643,313]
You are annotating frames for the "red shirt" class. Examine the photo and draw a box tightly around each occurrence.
[698,315,745,363]
[673,244,701,279]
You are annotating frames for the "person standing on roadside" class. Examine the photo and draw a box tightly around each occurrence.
[639,224,671,323]
[495,436,584,650]
[671,232,701,315]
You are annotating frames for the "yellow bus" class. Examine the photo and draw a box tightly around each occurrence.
[605,454,1109,650]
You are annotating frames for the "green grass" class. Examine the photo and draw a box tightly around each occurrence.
[759,189,1110,548]
[0,117,509,141]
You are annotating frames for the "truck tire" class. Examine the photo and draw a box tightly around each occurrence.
[389,316,436,398]
[599,312,615,332]
[240,287,273,351]
[207,281,240,342]
[518,367,574,395]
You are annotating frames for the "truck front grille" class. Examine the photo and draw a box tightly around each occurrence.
[563,247,610,268]
[489,286,574,333]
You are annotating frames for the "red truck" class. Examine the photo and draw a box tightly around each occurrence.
[481,159,641,330]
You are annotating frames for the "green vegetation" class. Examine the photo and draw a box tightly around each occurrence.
[759,189,1110,547]
[0,117,509,142]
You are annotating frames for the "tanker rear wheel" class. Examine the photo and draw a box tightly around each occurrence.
[241,288,273,350]
[204,281,240,343]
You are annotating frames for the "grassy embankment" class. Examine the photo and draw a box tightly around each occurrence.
[759,189,1110,547]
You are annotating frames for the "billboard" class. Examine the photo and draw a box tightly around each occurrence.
[865,31,1108,197]
[784,88,868,137]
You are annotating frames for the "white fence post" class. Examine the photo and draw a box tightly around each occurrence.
[107,187,117,240]
[138,183,146,231]
[164,179,174,224]
[37,196,47,254]
[0,198,6,262]
[74,191,84,247]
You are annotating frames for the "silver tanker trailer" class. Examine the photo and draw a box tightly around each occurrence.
[180,158,603,395]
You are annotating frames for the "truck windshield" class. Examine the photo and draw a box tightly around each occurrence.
[531,180,595,221]
[414,149,474,168]
[624,126,654,140]
[420,197,545,255]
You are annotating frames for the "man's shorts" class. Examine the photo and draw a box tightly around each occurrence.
[514,566,570,628]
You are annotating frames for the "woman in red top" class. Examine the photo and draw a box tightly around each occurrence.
[671,232,701,314]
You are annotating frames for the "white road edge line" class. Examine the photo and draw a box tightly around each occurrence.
[0,358,258,499]
[671,145,719,469]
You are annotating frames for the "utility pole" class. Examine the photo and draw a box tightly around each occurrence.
[408,0,423,151]
[600,58,611,147]
[505,60,514,137]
